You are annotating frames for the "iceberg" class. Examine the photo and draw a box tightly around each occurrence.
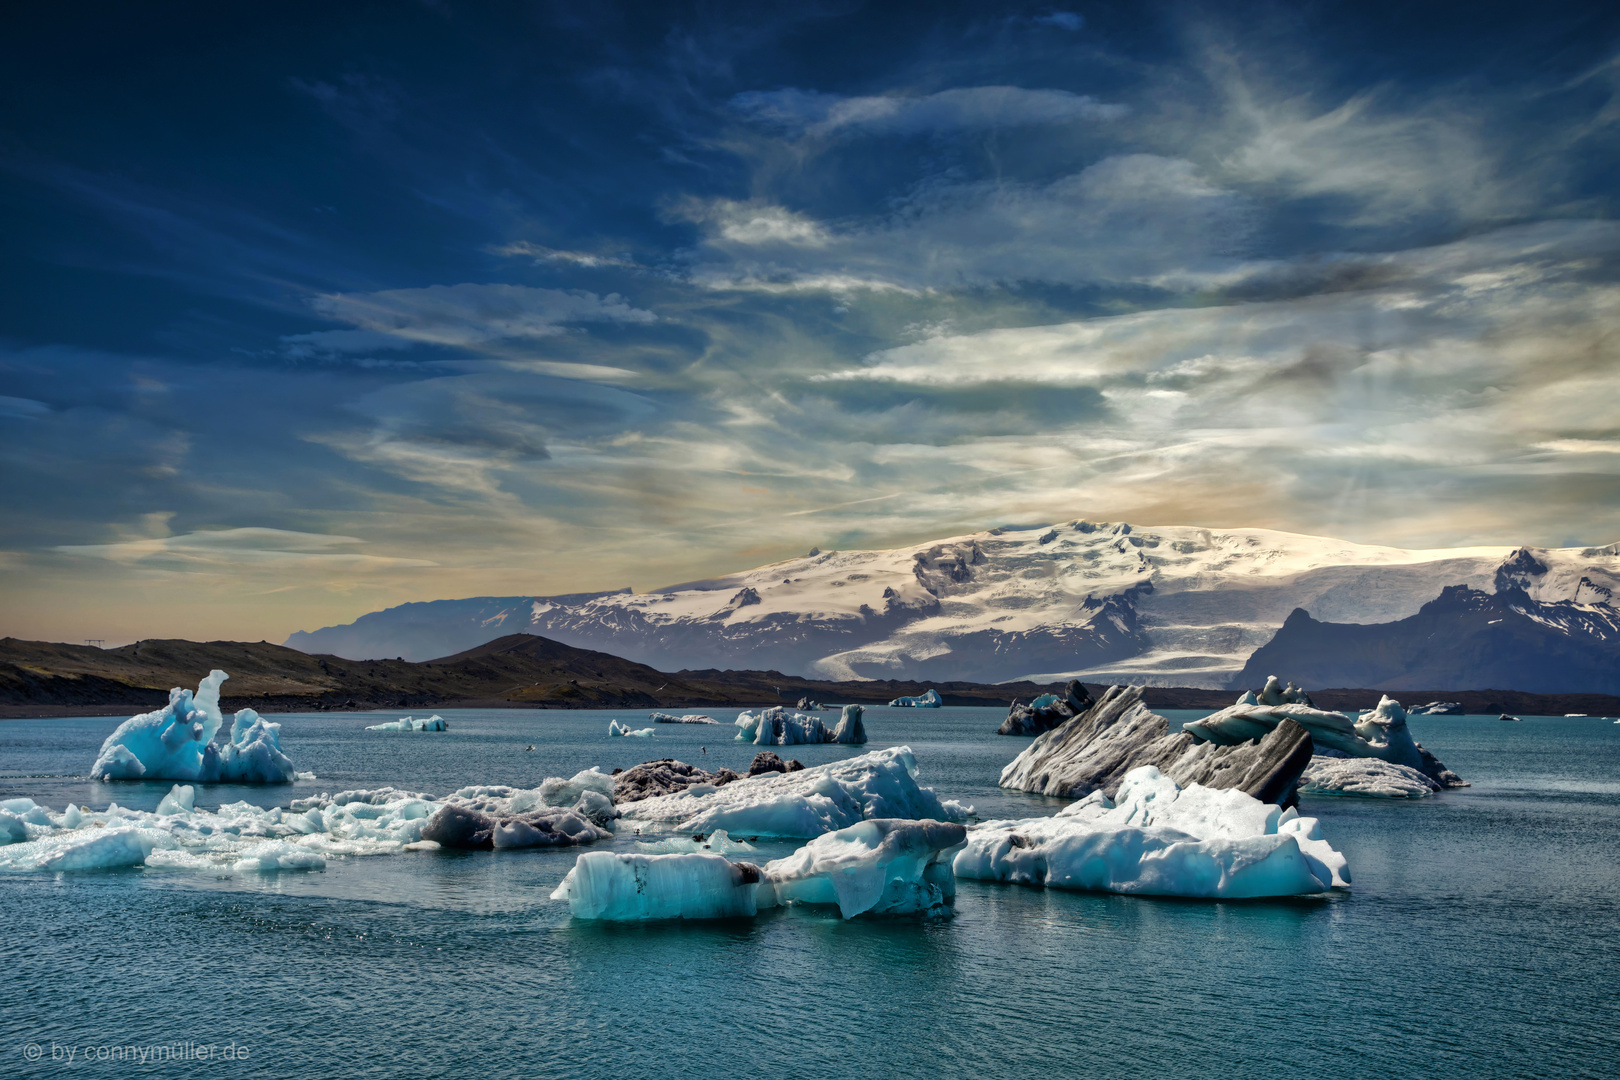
[636,829,757,855]
[1000,685,1314,805]
[999,681,1094,736]
[1299,758,1439,798]
[955,766,1348,899]
[551,818,967,921]
[365,715,449,732]
[89,671,298,784]
[613,759,742,802]
[616,746,971,838]
[608,720,656,737]
[1183,683,1466,788]
[420,804,610,850]
[650,712,719,724]
[888,689,942,708]
[732,704,866,745]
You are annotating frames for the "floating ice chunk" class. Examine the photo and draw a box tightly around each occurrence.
[1299,757,1439,798]
[830,704,867,744]
[0,826,154,872]
[552,851,768,920]
[954,766,1348,898]
[650,712,719,724]
[554,818,966,921]
[365,714,449,732]
[90,671,300,783]
[733,711,762,741]
[636,829,757,855]
[0,810,28,845]
[765,818,965,918]
[888,689,942,708]
[538,767,616,806]
[421,803,610,850]
[155,784,195,816]
[232,840,326,873]
[609,720,656,738]
[752,707,830,745]
[618,746,971,838]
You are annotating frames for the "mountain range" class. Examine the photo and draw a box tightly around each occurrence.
[286,521,1620,693]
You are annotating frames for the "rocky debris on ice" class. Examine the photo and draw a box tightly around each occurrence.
[796,697,830,711]
[650,712,719,724]
[365,714,448,732]
[608,720,656,737]
[1298,758,1439,798]
[1409,702,1465,716]
[1183,681,1466,788]
[955,766,1349,898]
[612,759,742,803]
[551,817,967,921]
[747,751,804,776]
[998,680,1095,736]
[616,746,972,839]
[419,803,610,850]
[733,704,867,745]
[90,670,298,784]
[888,689,942,708]
[999,685,1314,805]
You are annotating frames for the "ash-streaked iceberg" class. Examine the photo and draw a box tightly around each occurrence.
[616,746,971,838]
[888,689,942,708]
[365,714,448,732]
[1183,681,1465,788]
[650,712,719,725]
[90,671,298,784]
[955,766,1348,899]
[550,817,967,921]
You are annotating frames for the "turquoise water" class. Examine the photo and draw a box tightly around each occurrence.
[2,707,1617,1078]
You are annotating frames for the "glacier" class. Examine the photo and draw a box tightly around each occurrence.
[1183,680,1465,787]
[616,746,971,838]
[888,689,942,708]
[550,817,967,921]
[365,715,448,732]
[89,670,298,784]
[955,766,1349,898]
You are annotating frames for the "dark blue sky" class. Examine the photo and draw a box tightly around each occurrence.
[4,0,1620,643]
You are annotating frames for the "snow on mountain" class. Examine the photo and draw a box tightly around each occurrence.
[285,522,1620,688]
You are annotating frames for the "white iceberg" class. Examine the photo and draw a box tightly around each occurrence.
[650,712,719,724]
[888,689,942,708]
[609,720,656,738]
[953,765,1349,899]
[551,818,967,921]
[732,704,866,745]
[617,745,972,838]
[365,715,448,732]
[636,829,757,855]
[89,671,298,784]
[1299,757,1439,798]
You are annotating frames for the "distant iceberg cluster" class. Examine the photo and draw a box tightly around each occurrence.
[887,689,942,708]
[734,704,866,745]
[90,670,299,784]
[365,715,448,732]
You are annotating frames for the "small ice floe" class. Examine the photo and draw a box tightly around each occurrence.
[365,715,448,732]
[887,689,942,708]
[650,712,719,725]
[609,720,656,738]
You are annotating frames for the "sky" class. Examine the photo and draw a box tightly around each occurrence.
[3,0,1620,646]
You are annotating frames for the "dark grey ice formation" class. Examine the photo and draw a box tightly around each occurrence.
[611,758,742,803]
[997,680,1095,736]
[999,685,1314,806]
[421,804,610,850]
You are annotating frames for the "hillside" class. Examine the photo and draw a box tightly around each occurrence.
[0,633,1073,718]
[286,519,1620,688]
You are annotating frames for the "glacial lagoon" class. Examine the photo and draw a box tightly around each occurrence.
[2,706,1617,1078]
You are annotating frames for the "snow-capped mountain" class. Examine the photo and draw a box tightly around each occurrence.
[284,521,1620,688]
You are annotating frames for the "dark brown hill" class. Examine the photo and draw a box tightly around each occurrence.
[0,633,1070,717]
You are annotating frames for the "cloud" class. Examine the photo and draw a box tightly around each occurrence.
[682,154,1247,292]
[1032,12,1084,32]
[730,85,1125,138]
[57,527,437,570]
[307,283,656,348]
[0,395,51,419]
